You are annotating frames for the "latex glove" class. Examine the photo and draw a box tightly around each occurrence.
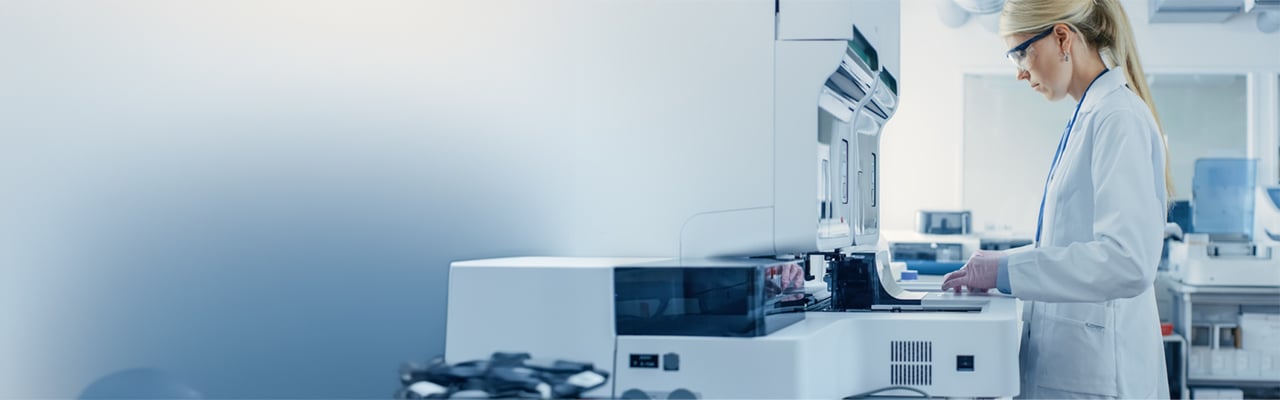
[767,263,806,301]
[941,250,1003,293]
[780,262,805,301]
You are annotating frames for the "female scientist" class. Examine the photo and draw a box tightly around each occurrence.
[940,0,1172,397]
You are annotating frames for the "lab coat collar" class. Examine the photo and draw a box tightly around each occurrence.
[1078,67,1128,114]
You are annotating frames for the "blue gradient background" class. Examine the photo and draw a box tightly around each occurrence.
[0,1,581,397]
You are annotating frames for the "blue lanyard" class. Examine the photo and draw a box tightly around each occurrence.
[1034,69,1109,247]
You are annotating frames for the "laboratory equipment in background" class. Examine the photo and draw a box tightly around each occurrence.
[1161,158,1280,397]
[916,210,971,235]
[1255,185,1280,242]
[886,231,978,275]
[885,210,1031,277]
[1170,199,1196,237]
[1167,159,1280,287]
[439,1,1021,398]
[978,235,1033,251]
[447,257,1020,399]
[885,211,977,275]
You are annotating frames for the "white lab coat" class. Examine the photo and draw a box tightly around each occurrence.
[1007,68,1170,399]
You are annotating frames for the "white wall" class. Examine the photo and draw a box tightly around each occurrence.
[961,74,1075,233]
[1152,75,1250,200]
[882,0,1280,233]
[961,73,1251,233]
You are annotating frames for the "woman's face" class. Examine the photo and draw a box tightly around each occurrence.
[1005,26,1071,101]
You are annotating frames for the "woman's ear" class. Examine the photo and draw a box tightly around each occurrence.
[1054,23,1073,55]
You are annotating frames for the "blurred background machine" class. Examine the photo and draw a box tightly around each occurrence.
[885,210,1031,278]
[1168,158,1280,287]
[886,211,979,276]
[1160,158,1280,398]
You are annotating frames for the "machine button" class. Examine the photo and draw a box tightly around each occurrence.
[663,353,680,371]
[956,355,975,371]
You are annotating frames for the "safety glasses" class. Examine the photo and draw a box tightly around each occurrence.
[1005,27,1055,71]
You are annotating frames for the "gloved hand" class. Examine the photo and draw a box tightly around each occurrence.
[779,262,805,301]
[941,250,1003,293]
[767,263,806,301]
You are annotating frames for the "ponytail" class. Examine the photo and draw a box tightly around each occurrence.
[1094,0,1175,200]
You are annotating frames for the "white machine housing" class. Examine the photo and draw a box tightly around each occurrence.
[437,0,899,258]
[446,257,1020,399]
[438,2,1022,399]
[444,257,657,388]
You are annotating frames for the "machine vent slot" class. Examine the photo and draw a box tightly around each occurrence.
[889,341,933,386]
[890,340,931,362]
[890,364,932,386]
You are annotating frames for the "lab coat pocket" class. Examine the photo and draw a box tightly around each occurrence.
[1033,302,1118,397]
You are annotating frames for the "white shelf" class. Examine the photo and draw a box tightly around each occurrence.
[1189,375,1280,383]
[1161,274,1280,398]
[1162,276,1280,296]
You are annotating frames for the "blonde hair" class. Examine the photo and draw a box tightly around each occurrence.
[1000,0,1174,199]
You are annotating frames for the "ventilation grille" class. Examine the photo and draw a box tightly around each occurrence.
[890,364,933,386]
[890,341,932,362]
[889,341,933,386]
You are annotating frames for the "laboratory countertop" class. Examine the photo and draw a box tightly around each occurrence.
[1158,274,1280,295]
